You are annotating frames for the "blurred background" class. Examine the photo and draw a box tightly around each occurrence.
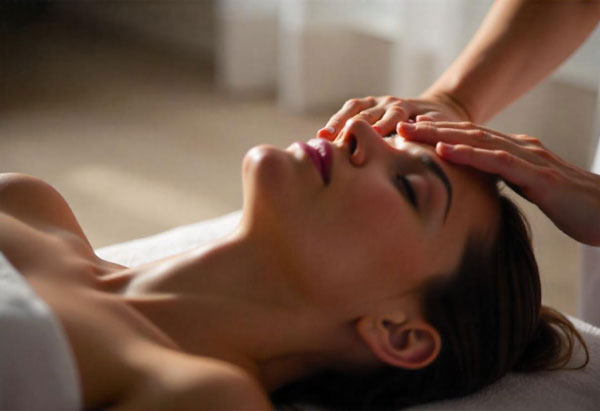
[1,0,599,315]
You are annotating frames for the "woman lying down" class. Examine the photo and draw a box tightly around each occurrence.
[0,119,588,410]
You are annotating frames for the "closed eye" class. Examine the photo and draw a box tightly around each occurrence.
[397,174,418,209]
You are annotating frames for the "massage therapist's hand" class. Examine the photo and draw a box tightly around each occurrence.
[317,93,470,140]
[398,121,600,246]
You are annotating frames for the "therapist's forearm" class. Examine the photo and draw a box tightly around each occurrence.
[421,0,600,124]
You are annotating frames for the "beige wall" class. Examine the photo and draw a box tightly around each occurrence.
[52,0,215,59]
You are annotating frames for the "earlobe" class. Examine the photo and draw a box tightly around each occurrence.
[356,316,441,370]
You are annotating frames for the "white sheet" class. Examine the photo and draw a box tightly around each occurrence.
[97,210,600,410]
[0,252,81,411]
[409,316,600,410]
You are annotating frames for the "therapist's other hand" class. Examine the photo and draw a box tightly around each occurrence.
[317,93,469,140]
[398,121,600,246]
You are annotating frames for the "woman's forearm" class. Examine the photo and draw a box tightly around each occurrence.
[422,0,600,124]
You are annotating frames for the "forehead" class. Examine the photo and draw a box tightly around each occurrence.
[384,135,436,156]
[385,135,500,261]
[384,135,494,191]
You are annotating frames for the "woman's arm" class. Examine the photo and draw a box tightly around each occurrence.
[318,0,600,138]
[423,0,600,124]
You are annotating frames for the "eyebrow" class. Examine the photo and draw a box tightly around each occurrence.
[420,154,453,221]
[383,135,453,220]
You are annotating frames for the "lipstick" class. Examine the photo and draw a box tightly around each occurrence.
[307,138,332,184]
[294,139,332,184]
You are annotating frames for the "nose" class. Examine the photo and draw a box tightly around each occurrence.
[335,118,385,167]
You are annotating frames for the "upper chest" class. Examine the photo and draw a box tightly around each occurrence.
[0,212,187,407]
[0,211,110,286]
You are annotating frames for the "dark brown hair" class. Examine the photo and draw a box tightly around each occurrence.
[270,195,589,410]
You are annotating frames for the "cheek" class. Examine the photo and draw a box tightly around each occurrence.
[302,179,429,304]
[345,179,422,259]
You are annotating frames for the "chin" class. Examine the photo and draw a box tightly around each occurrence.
[242,144,291,189]
[241,144,300,232]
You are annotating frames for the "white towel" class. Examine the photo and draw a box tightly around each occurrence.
[0,252,81,411]
[408,316,600,410]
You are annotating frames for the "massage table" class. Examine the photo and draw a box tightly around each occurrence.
[1,210,599,410]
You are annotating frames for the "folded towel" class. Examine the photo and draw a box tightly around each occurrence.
[409,315,600,410]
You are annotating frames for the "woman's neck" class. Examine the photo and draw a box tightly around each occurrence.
[119,229,359,391]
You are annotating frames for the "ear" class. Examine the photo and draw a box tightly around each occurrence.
[356,314,441,370]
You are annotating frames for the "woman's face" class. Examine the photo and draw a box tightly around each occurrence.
[241,119,499,314]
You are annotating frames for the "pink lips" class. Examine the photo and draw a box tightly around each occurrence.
[296,139,332,184]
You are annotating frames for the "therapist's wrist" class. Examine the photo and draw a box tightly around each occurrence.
[420,90,473,123]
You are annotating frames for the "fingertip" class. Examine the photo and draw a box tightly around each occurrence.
[317,126,336,138]
[397,121,415,138]
[396,121,404,136]
[436,142,454,156]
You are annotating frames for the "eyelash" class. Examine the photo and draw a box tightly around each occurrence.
[396,174,418,209]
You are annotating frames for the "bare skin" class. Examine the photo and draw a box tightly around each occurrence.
[0,121,499,409]
[0,175,274,409]
[317,0,600,245]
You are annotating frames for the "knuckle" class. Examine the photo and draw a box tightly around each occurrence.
[493,150,513,166]
[364,96,377,105]
[472,129,492,143]
[388,104,407,116]
[345,98,361,110]
[460,121,475,129]
[413,122,427,131]
[526,136,542,146]
[515,134,543,147]
[382,95,400,105]
[415,122,435,135]
[539,167,562,186]
[416,114,435,122]
[330,114,346,124]
[528,146,554,161]
[356,112,375,122]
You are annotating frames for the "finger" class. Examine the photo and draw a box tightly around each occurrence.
[373,105,409,136]
[435,143,537,193]
[415,114,435,122]
[418,121,527,146]
[416,111,457,122]
[318,97,377,139]
[397,121,521,153]
[354,106,386,125]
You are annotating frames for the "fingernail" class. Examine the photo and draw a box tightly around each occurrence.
[408,119,415,123]
[372,125,382,135]
[400,122,415,130]
[318,126,335,137]
[437,142,454,153]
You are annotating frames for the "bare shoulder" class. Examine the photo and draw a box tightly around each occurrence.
[0,172,61,208]
[113,353,274,410]
[0,172,87,237]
